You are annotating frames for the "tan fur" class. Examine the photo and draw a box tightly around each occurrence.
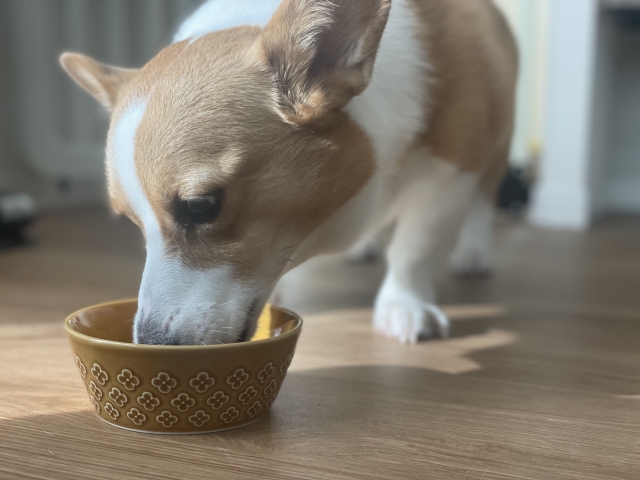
[105,40,190,228]
[410,0,518,198]
[59,53,139,112]
[261,0,391,125]
[61,0,516,276]
[116,26,373,278]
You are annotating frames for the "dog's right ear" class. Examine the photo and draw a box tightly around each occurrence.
[261,0,391,126]
[59,53,139,112]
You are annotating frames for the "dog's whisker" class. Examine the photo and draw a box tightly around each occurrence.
[205,328,242,340]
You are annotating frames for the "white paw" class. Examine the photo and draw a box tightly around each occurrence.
[374,288,450,344]
[450,244,492,277]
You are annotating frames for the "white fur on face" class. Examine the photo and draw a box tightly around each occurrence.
[110,102,262,345]
[135,259,263,345]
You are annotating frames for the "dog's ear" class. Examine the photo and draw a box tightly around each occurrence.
[59,53,139,112]
[261,0,391,125]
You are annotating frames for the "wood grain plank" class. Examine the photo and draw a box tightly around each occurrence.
[0,210,639,479]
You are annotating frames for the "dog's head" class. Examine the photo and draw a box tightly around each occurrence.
[60,0,389,345]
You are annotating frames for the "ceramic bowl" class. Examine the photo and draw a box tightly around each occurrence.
[65,299,302,434]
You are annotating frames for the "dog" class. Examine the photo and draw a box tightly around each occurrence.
[60,0,517,345]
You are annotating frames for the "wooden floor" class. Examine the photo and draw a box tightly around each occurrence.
[1,209,640,479]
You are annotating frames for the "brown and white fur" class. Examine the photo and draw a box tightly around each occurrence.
[60,0,517,345]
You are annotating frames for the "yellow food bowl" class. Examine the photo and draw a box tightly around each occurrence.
[65,299,302,434]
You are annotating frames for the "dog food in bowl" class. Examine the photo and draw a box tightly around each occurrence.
[65,299,301,434]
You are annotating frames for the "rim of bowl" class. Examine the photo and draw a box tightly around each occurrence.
[64,298,303,351]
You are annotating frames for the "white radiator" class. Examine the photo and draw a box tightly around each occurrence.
[7,0,202,181]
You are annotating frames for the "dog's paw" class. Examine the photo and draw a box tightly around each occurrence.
[373,288,450,344]
[450,244,492,277]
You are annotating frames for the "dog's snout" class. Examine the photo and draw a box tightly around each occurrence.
[132,302,256,346]
[134,309,184,345]
[136,330,182,345]
[130,224,271,345]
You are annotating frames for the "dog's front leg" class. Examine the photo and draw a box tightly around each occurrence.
[374,154,479,344]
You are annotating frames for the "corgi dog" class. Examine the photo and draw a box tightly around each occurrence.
[60,0,517,345]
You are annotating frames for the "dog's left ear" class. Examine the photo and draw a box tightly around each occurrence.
[60,53,139,112]
[261,0,391,125]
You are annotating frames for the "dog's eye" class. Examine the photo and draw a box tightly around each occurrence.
[187,198,216,213]
[174,190,224,228]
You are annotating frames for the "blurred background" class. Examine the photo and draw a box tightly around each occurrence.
[2,0,640,225]
[0,0,639,314]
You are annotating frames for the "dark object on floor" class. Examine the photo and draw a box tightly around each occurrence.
[610,9,640,28]
[497,167,530,215]
[0,193,36,248]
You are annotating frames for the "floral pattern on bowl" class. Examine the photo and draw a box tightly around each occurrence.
[108,387,128,407]
[264,379,278,399]
[75,355,294,433]
[247,401,262,418]
[90,396,101,413]
[151,373,177,393]
[220,407,240,424]
[171,393,196,412]
[104,402,119,420]
[280,355,293,376]
[238,386,258,405]
[226,369,249,390]
[75,356,87,378]
[156,411,178,428]
[91,363,108,385]
[206,391,230,410]
[89,381,103,400]
[117,369,140,391]
[68,301,301,434]
[137,391,160,411]
[127,408,147,426]
[189,372,215,393]
[188,410,211,427]
[257,363,275,384]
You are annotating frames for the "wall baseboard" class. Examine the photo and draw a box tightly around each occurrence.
[529,180,592,230]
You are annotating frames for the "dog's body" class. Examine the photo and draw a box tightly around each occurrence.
[61,0,517,345]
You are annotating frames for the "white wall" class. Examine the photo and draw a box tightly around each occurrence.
[0,0,201,209]
[531,1,640,229]
[600,20,640,212]
[529,0,600,229]
[494,0,550,166]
